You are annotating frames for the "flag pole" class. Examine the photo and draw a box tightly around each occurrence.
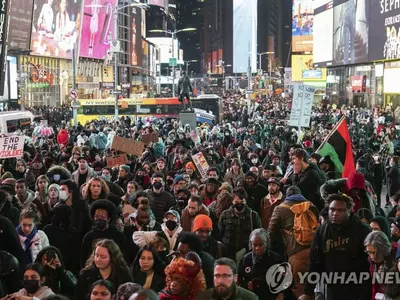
[316,115,346,153]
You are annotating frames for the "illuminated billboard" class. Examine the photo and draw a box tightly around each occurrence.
[292,0,314,52]
[292,55,326,81]
[233,0,257,73]
[313,0,333,67]
[80,0,117,59]
[30,0,84,59]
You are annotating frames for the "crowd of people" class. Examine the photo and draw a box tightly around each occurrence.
[1,90,400,300]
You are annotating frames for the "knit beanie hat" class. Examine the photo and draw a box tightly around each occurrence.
[48,183,61,192]
[192,214,213,233]
[120,165,130,174]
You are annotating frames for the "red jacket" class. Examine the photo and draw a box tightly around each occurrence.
[57,129,69,146]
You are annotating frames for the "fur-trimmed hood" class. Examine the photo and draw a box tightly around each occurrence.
[47,165,72,183]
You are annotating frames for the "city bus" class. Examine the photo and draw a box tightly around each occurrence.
[76,94,223,125]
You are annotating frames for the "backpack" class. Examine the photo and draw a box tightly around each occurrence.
[282,201,318,246]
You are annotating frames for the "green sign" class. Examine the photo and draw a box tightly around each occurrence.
[169,58,177,67]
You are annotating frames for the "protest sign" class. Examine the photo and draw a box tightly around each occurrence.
[289,84,315,128]
[142,132,159,144]
[192,152,210,179]
[111,136,144,157]
[106,154,128,167]
[0,136,25,158]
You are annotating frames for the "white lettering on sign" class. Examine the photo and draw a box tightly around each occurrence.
[352,80,362,86]
[381,0,400,13]
[0,135,25,158]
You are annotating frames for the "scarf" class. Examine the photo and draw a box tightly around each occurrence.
[17,224,38,264]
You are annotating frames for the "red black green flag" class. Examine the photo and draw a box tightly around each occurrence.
[316,116,355,178]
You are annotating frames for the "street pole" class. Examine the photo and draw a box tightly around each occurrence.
[186,61,189,75]
[72,44,78,126]
[258,54,261,71]
[114,8,119,121]
[172,32,175,97]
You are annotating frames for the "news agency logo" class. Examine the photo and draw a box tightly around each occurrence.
[265,263,293,294]
[265,263,400,294]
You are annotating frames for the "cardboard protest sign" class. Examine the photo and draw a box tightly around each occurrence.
[111,136,144,157]
[192,152,210,179]
[0,135,25,159]
[142,132,159,144]
[106,154,128,167]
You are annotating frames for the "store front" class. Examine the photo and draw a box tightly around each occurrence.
[326,64,383,107]
[20,56,61,107]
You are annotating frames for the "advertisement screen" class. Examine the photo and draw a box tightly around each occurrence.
[369,0,400,61]
[8,0,34,51]
[332,0,369,65]
[148,0,165,8]
[30,0,84,59]
[80,0,116,59]
[384,61,400,94]
[233,0,257,73]
[0,0,10,96]
[292,0,314,52]
[292,55,327,81]
[313,0,333,66]
[212,51,218,74]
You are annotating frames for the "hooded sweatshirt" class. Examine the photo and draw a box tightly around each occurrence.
[16,286,55,298]
[345,172,370,213]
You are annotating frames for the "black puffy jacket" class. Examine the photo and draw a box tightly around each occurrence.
[0,251,21,298]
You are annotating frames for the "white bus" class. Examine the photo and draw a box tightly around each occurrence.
[0,111,34,135]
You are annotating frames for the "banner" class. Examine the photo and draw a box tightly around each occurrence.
[80,0,117,59]
[0,136,25,159]
[192,152,210,179]
[289,84,314,128]
[30,0,84,59]
[292,0,314,52]
[369,0,398,61]
[106,154,128,167]
[291,55,326,81]
[0,0,10,96]
[148,0,165,8]
[8,0,34,51]
[111,136,144,157]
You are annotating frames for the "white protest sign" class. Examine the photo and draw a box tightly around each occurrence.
[191,152,210,179]
[289,84,314,128]
[0,136,25,158]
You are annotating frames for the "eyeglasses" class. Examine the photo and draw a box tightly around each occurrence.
[214,274,234,279]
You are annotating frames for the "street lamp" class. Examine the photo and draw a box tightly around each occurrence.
[149,28,196,97]
[87,1,148,121]
[257,51,274,71]
[184,60,198,75]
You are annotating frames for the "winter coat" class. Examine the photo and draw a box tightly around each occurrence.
[15,286,55,299]
[0,200,20,226]
[388,165,400,197]
[57,129,69,146]
[14,190,36,209]
[218,206,262,258]
[97,132,108,150]
[81,226,129,267]
[132,270,165,293]
[303,214,372,300]
[0,251,22,298]
[76,266,132,300]
[223,170,245,188]
[18,229,49,263]
[181,204,210,232]
[238,250,282,299]
[268,194,319,257]
[196,285,259,300]
[145,189,176,223]
[292,163,326,210]
[47,165,72,183]
[259,192,284,230]
[72,168,97,187]
[157,224,184,252]
[320,176,376,215]
[35,246,77,298]
[243,183,268,214]
[202,236,229,259]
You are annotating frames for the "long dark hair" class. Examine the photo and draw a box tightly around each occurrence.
[0,216,25,264]
[131,245,165,277]
[83,239,131,285]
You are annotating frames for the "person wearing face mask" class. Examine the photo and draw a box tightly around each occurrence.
[157,210,183,253]
[81,200,129,267]
[145,173,176,223]
[43,204,80,275]
[46,165,72,185]
[72,156,97,189]
[38,184,61,228]
[59,180,92,241]
[2,263,55,299]
[243,171,267,214]
[218,187,262,261]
